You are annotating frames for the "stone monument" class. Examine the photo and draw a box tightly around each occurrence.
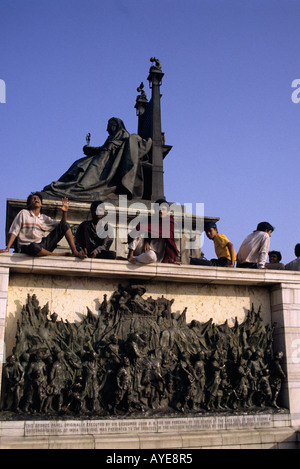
[1,58,297,450]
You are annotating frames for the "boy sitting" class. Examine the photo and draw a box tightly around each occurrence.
[265,250,285,270]
[0,192,86,258]
[191,222,236,267]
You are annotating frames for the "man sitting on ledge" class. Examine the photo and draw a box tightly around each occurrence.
[0,192,86,258]
[285,244,300,271]
[75,201,116,259]
[265,250,285,270]
[236,221,274,269]
[127,199,181,265]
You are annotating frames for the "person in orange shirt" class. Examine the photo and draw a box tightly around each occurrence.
[204,222,236,267]
[191,222,236,267]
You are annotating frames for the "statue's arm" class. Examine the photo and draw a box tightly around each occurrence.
[82,145,103,156]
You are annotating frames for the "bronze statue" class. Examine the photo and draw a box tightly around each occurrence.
[270,351,286,408]
[44,351,66,413]
[112,356,133,414]
[2,355,24,412]
[22,350,48,413]
[42,117,152,201]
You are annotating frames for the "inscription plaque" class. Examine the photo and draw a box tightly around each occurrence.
[24,414,272,437]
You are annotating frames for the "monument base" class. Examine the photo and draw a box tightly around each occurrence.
[0,411,298,449]
[1,250,300,448]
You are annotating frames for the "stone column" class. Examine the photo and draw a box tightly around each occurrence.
[271,282,300,427]
[147,63,165,201]
[0,266,9,402]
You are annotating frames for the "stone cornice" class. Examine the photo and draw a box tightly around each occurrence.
[1,253,300,287]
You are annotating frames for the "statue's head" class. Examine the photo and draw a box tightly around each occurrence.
[107,117,126,136]
[123,356,130,366]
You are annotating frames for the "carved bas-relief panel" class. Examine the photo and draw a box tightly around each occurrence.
[4,272,271,358]
[1,283,285,418]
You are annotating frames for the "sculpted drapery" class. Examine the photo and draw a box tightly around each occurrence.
[42,118,152,201]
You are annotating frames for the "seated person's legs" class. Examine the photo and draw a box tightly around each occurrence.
[128,236,157,264]
[41,221,70,252]
[133,249,157,264]
[211,257,231,267]
[21,221,84,258]
[20,243,45,256]
[236,262,257,268]
[190,257,212,266]
[190,257,231,267]
[96,250,116,260]
[128,236,144,262]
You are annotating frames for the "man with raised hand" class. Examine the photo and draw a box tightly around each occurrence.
[0,192,86,258]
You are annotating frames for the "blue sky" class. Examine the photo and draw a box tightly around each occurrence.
[0,0,299,263]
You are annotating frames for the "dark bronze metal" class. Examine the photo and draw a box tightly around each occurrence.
[1,288,285,417]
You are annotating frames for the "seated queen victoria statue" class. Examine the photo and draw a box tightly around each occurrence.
[42,117,152,201]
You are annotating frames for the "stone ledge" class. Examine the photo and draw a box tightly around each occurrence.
[0,426,298,449]
[1,253,300,286]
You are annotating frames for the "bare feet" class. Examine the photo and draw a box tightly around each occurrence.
[168,259,182,265]
[72,249,88,259]
[128,257,137,264]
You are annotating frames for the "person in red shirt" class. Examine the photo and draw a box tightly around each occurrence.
[127,199,181,265]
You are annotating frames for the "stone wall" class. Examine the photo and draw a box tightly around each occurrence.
[1,254,300,426]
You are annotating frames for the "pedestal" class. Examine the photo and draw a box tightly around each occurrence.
[1,199,300,448]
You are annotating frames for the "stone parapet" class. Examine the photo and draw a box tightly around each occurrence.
[1,252,300,284]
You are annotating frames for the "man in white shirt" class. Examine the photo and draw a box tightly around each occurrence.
[285,244,300,271]
[237,222,274,269]
[0,192,86,258]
